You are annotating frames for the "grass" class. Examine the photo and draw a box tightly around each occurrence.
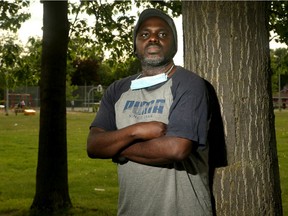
[0,111,118,216]
[274,110,288,215]
[0,109,287,215]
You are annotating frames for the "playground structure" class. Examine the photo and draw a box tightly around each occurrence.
[2,93,34,115]
[273,90,288,110]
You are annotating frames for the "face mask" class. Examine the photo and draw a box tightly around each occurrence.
[130,65,175,90]
[130,73,168,90]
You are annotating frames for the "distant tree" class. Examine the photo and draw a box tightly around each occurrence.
[66,74,78,105]
[19,37,42,86]
[0,0,31,111]
[96,62,114,87]
[71,58,101,86]
[270,48,288,93]
[103,56,141,82]
[30,1,71,214]
[0,35,23,89]
[0,35,23,114]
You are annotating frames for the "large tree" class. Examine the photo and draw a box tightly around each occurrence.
[183,1,282,215]
[30,1,71,214]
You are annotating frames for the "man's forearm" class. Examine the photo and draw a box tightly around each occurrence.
[87,121,167,159]
[119,136,193,165]
[87,126,138,159]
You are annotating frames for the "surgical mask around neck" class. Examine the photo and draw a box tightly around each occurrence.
[130,65,175,90]
[130,73,168,90]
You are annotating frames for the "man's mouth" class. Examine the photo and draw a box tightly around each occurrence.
[146,45,161,53]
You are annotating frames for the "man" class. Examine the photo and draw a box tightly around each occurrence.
[87,8,213,216]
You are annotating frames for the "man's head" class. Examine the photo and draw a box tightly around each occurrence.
[133,9,178,66]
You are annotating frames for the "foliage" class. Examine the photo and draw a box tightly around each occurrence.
[66,0,180,88]
[270,48,288,93]
[102,56,141,84]
[68,0,181,61]
[1,0,288,91]
[20,37,42,86]
[0,35,23,89]
[0,0,31,102]
[0,0,30,32]
[269,1,288,45]
[71,58,101,86]
[66,75,79,103]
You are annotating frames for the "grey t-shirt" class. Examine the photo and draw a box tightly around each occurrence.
[91,66,212,216]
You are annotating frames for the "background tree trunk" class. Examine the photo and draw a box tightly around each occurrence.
[31,1,71,213]
[182,2,282,215]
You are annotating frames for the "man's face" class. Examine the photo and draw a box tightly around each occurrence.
[135,17,176,66]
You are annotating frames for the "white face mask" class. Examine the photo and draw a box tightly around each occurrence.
[130,65,175,90]
[130,73,168,90]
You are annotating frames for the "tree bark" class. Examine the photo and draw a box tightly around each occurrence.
[31,1,71,213]
[182,2,282,215]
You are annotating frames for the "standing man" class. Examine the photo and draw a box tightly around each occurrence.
[87,8,213,216]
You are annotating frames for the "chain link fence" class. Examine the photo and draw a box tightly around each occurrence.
[4,85,104,112]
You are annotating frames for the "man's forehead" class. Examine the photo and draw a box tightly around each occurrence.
[137,17,172,32]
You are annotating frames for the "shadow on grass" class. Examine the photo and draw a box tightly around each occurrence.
[0,206,109,216]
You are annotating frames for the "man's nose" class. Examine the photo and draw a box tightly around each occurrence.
[149,33,159,43]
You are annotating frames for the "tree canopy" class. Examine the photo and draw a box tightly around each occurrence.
[1,0,288,93]
[0,0,287,101]
[0,0,30,32]
[269,1,288,45]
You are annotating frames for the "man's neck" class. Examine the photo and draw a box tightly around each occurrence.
[141,61,175,76]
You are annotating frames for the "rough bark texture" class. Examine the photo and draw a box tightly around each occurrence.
[31,1,71,213]
[182,2,282,215]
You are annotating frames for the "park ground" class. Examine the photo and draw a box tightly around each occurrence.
[0,109,287,215]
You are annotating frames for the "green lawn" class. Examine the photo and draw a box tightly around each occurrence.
[0,111,118,216]
[0,110,287,215]
[274,110,288,215]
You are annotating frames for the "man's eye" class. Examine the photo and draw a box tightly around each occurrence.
[140,33,149,39]
[158,32,167,38]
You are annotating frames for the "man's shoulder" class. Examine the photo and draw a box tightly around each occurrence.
[176,66,203,78]
[173,66,205,85]
[108,74,138,92]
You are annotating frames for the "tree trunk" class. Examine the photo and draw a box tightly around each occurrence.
[182,2,282,215]
[31,1,71,213]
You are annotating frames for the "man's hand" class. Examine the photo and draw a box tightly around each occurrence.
[133,121,167,140]
[87,121,166,159]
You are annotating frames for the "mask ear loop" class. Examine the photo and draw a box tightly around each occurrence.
[165,64,175,78]
[135,73,142,80]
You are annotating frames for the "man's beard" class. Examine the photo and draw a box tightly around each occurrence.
[140,49,168,67]
[139,44,176,67]
[141,55,166,66]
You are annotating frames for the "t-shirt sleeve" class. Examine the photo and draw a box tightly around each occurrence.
[90,83,117,131]
[89,76,133,131]
[166,75,209,147]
